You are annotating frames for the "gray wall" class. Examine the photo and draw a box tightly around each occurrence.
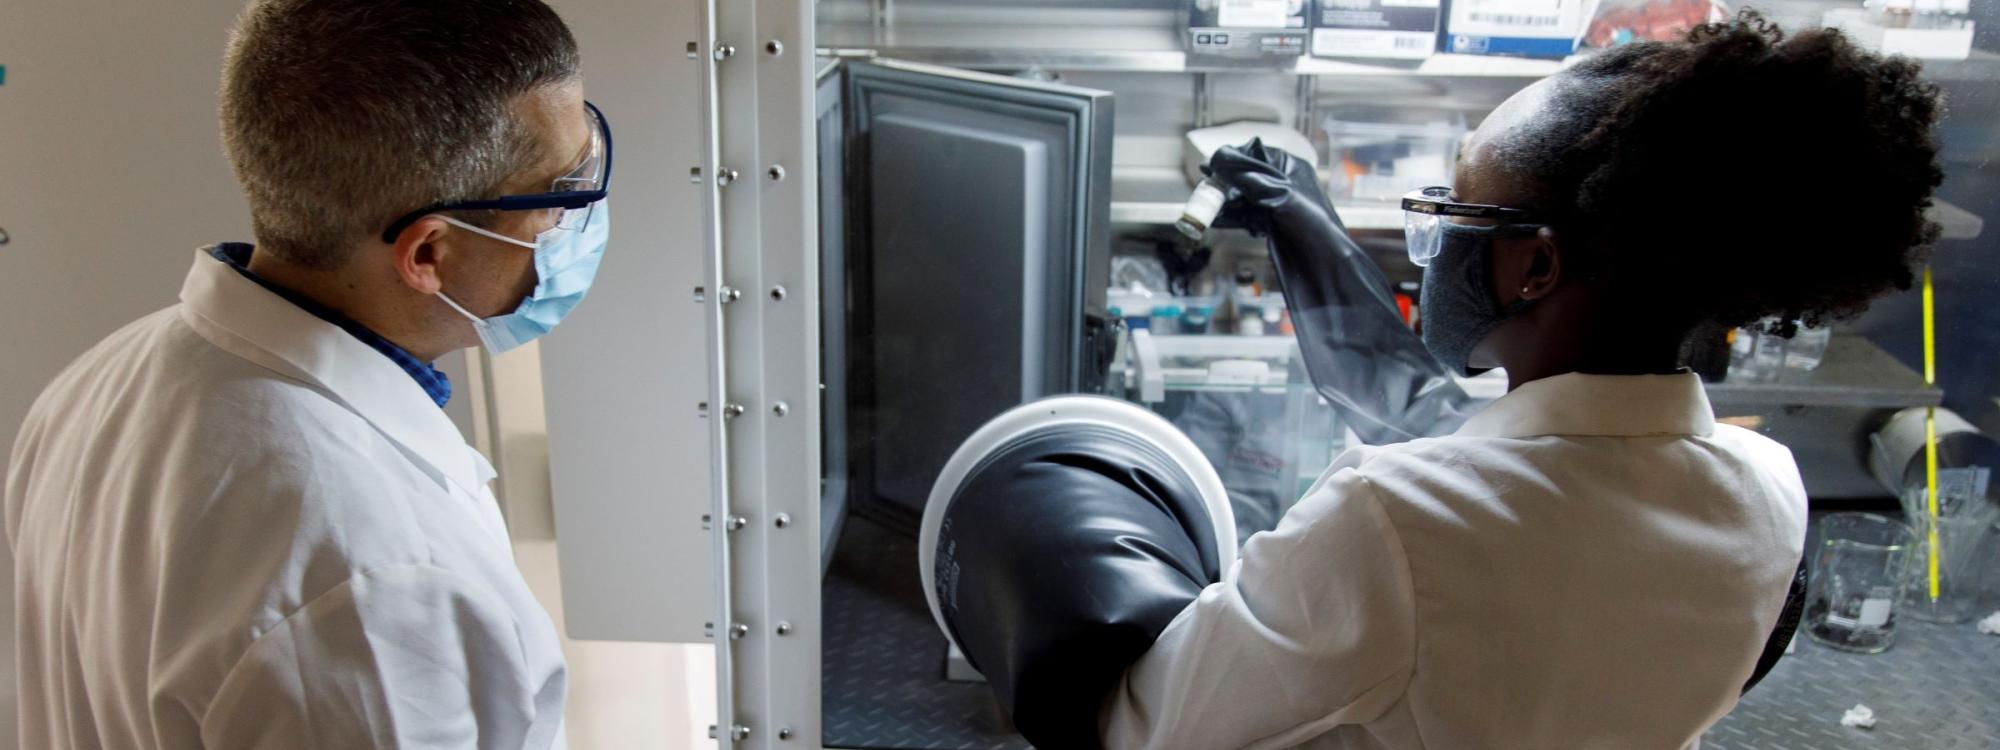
[0,2,258,744]
[0,1,492,742]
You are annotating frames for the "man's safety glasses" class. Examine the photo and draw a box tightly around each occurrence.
[1400,186,1544,267]
[380,101,614,244]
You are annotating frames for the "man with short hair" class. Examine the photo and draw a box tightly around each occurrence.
[5,1,607,746]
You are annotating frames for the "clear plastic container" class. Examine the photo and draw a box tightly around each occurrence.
[1729,319,1832,382]
[1321,105,1467,204]
[1785,324,1832,371]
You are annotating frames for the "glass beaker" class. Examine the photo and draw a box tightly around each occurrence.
[1805,513,1915,653]
[1900,512,2000,624]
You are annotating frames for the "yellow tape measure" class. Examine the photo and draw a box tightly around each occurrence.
[1922,265,1941,602]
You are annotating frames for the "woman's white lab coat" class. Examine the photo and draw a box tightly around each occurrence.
[5,250,567,748]
[1102,373,1808,750]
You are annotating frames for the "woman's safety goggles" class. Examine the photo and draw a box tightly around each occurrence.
[1400,186,1545,267]
[381,101,614,243]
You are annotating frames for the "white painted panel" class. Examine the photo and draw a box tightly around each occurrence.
[540,0,717,643]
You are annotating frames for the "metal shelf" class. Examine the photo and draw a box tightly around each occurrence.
[1111,166,1985,239]
[1708,335,1940,410]
[820,22,2000,81]
[1126,329,1931,411]
[820,22,1575,77]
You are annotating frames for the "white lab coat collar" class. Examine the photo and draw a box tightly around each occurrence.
[1455,372,1715,439]
[176,248,493,495]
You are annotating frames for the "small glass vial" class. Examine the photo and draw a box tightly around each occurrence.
[1176,180,1228,240]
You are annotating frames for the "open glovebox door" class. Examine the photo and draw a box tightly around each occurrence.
[817,57,1114,748]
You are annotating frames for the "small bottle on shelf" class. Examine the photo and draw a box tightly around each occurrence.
[1233,264,1265,336]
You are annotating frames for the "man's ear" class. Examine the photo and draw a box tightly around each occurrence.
[1517,226,1564,301]
[390,216,452,295]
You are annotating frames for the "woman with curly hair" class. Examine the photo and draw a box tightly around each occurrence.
[1092,13,1945,749]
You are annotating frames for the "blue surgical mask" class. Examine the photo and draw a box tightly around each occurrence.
[1418,221,1540,375]
[436,201,609,354]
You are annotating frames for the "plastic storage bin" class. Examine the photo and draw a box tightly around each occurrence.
[1321,105,1467,204]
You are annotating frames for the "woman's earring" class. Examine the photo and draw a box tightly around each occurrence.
[1520,286,1532,296]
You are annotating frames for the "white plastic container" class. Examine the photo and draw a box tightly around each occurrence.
[1826,8,1974,60]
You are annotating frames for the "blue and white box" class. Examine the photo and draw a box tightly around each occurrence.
[1444,0,1597,58]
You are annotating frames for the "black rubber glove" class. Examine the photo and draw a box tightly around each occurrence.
[1205,139,1476,444]
[932,425,1221,749]
[1743,558,1808,694]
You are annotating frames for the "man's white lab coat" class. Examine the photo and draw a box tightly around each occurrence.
[1104,373,1807,749]
[6,250,567,748]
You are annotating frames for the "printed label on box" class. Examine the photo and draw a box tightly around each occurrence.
[1445,0,1592,56]
[1313,28,1436,58]
[1312,0,1441,58]
[1220,0,1295,28]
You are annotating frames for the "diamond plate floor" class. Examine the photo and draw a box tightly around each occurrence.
[825,514,2000,749]
[824,516,1031,750]
[1704,622,2000,749]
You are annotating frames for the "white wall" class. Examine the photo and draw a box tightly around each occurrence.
[0,1,713,746]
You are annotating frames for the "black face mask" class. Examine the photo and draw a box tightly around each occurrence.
[1419,222,1542,376]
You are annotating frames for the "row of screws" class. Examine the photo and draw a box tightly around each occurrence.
[696,34,800,747]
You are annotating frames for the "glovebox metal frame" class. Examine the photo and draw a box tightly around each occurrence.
[697,0,822,745]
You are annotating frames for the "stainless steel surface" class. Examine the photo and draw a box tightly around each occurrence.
[1706,510,2000,749]
[1706,619,2000,750]
[823,516,1032,750]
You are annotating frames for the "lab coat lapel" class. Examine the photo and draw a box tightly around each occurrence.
[176,249,485,497]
